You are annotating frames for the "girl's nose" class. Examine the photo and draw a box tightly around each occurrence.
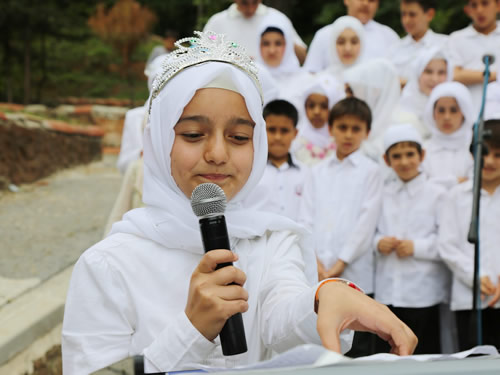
[204,134,229,165]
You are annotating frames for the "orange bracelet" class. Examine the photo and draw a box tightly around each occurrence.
[314,278,363,313]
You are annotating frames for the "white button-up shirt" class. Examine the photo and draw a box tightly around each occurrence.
[438,180,500,311]
[300,150,382,292]
[246,157,309,222]
[447,22,500,111]
[374,173,449,308]
[363,20,400,60]
[203,3,305,60]
[389,30,449,82]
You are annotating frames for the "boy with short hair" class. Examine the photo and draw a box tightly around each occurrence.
[448,0,500,111]
[300,96,381,293]
[390,0,448,84]
[374,124,448,354]
[300,97,382,356]
[438,119,500,351]
[245,99,308,222]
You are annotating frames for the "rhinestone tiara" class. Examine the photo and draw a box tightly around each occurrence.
[149,30,263,115]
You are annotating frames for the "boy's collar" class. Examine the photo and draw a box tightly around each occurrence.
[464,21,500,36]
[331,148,363,166]
[392,172,426,196]
[268,153,300,169]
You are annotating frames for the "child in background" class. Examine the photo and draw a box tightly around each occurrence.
[62,31,417,373]
[400,47,449,123]
[304,16,365,76]
[439,119,500,351]
[291,74,344,166]
[256,18,301,96]
[245,99,308,222]
[344,59,425,161]
[300,97,382,357]
[375,124,448,354]
[422,82,475,189]
[448,0,499,111]
[390,0,448,85]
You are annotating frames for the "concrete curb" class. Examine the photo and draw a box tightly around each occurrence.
[0,266,73,367]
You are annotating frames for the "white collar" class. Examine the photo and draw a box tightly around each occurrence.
[392,172,426,197]
[227,3,268,19]
[402,29,435,46]
[460,21,500,37]
[329,148,363,166]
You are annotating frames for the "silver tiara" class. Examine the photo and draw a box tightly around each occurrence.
[149,30,263,115]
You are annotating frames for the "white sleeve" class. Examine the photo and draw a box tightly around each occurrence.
[62,250,216,374]
[259,233,352,354]
[303,27,330,73]
[438,194,473,288]
[338,168,382,264]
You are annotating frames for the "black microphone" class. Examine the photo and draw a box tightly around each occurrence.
[190,183,248,356]
[482,55,495,65]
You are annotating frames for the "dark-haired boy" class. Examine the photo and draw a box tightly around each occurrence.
[300,97,382,356]
[439,119,500,351]
[390,0,448,84]
[245,99,309,222]
[374,124,448,354]
[448,0,500,111]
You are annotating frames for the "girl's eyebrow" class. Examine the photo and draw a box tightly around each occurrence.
[176,115,255,128]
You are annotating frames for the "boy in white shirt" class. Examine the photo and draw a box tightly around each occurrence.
[448,0,500,111]
[300,97,382,356]
[390,0,448,85]
[438,119,500,351]
[245,99,309,222]
[374,124,448,354]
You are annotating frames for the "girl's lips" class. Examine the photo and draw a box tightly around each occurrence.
[200,174,229,181]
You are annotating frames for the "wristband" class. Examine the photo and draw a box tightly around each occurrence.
[314,278,363,313]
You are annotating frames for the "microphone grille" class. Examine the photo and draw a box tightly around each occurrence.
[190,183,227,217]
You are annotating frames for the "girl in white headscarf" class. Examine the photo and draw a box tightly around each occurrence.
[304,16,365,76]
[400,47,450,124]
[422,82,475,189]
[62,31,417,374]
[344,59,424,161]
[256,14,302,95]
[290,74,344,166]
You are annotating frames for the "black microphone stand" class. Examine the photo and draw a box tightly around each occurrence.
[467,55,494,346]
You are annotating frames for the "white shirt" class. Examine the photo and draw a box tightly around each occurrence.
[422,139,474,190]
[116,106,146,174]
[447,22,500,112]
[389,30,448,82]
[363,20,400,60]
[438,181,500,311]
[203,4,305,60]
[374,173,449,308]
[62,230,352,374]
[245,157,309,222]
[300,150,382,293]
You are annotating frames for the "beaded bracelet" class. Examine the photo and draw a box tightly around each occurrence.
[314,278,363,313]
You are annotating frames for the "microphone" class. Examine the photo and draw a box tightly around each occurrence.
[190,183,248,356]
[483,55,495,65]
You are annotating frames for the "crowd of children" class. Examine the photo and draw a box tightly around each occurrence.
[66,0,500,372]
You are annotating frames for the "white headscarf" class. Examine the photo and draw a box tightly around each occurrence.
[111,62,303,254]
[325,16,366,78]
[255,14,301,82]
[344,59,402,144]
[293,73,344,148]
[400,47,450,119]
[423,81,475,150]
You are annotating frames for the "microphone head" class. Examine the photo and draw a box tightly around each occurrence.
[191,183,227,218]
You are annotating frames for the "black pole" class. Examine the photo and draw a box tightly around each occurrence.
[467,55,494,346]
